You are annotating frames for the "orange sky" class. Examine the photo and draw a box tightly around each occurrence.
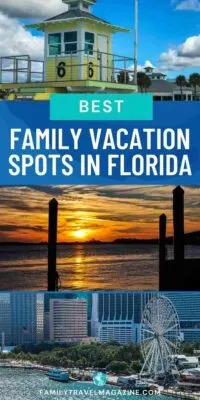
[0,185,200,243]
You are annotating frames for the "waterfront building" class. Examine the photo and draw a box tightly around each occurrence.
[44,292,77,341]
[179,368,200,391]
[44,292,91,340]
[36,294,45,343]
[147,80,193,101]
[137,61,195,101]
[49,298,88,343]
[0,293,12,345]
[91,292,152,344]
[91,292,200,344]
[165,292,200,343]
[171,355,199,368]
[11,293,44,345]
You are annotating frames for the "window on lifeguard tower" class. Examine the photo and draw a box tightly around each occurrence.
[48,33,61,56]
[64,31,78,54]
[85,32,95,55]
[70,1,79,9]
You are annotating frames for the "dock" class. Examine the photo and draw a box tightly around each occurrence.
[159,186,200,291]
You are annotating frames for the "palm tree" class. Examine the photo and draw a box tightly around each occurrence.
[189,73,200,100]
[137,72,152,93]
[143,74,152,93]
[175,75,187,100]
[137,72,146,93]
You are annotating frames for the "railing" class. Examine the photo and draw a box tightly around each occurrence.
[0,55,44,84]
[52,48,134,83]
[0,49,135,85]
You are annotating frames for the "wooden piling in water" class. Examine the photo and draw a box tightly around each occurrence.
[173,186,184,265]
[48,198,58,291]
[159,213,167,290]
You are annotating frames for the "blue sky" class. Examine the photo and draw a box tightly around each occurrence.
[93,0,200,77]
[0,0,199,77]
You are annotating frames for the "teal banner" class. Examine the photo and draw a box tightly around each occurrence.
[50,93,153,121]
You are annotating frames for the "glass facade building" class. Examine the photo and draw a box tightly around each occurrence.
[91,292,200,344]
[11,292,44,345]
[165,292,200,342]
[0,292,200,346]
[0,293,12,345]
[91,292,152,344]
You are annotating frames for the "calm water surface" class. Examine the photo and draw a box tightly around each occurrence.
[0,368,176,400]
[0,244,198,291]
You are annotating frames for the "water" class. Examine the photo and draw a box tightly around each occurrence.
[0,244,199,291]
[0,368,175,400]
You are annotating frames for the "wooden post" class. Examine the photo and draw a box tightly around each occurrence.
[48,198,58,291]
[159,213,167,290]
[173,186,184,264]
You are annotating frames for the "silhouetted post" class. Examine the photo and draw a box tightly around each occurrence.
[173,186,184,265]
[48,198,58,291]
[159,214,167,265]
[159,214,167,290]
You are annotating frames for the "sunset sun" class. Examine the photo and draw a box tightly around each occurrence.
[72,229,88,240]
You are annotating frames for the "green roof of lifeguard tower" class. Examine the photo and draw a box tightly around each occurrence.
[25,0,129,32]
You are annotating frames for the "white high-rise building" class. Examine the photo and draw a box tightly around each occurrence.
[91,293,152,344]
[49,299,88,343]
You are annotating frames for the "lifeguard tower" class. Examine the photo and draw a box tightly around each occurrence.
[0,0,137,100]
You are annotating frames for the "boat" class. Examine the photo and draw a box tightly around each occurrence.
[118,376,151,393]
[47,368,69,382]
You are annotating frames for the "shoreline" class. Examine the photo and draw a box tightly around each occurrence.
[0,360,119,386]
[0,360,200,399]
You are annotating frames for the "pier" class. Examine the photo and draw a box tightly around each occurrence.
[159,186,200,291]
[48,198,58,291]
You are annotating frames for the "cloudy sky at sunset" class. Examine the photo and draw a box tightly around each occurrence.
[0,185,200,243]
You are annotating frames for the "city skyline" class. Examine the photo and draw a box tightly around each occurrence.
[0,185,200,242]
[1,291,200,346]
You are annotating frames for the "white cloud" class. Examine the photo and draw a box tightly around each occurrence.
[175,0,200,11]
[0,0,67,19]
[178,35,200,57]
[160,35,200,71]
[0,13,44,59]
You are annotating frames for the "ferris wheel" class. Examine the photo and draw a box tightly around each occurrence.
[140,295,180,379]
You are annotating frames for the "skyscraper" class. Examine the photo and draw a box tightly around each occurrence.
[91,292,152,344]
[11,292,44,345]
[165,292,200,342]
[91,292,200,344]
[0,293,11,345]
[49,298,88,343]
[44,292,90,340]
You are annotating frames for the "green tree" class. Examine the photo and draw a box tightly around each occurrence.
[130,360,142,373]
[79,357,88,369]
[107,361,130,374]
[189,73,200,100]
[143,74,152,93]
[0,89,9,100]
[137,72,151,93]
[175,75,187,100]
